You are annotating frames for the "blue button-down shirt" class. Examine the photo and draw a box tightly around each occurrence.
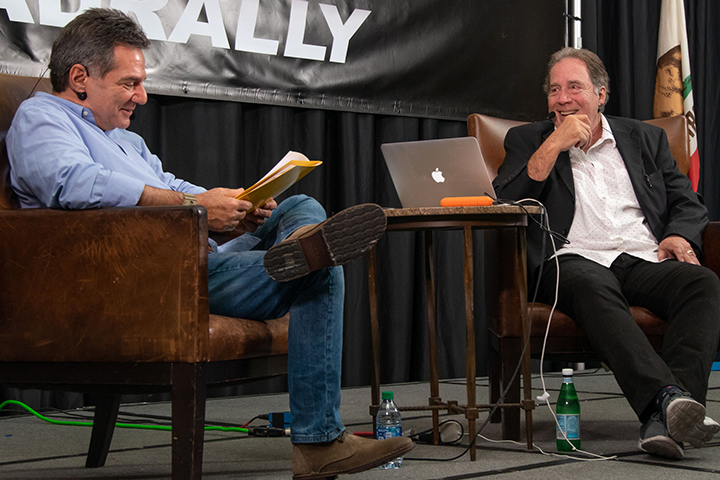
[7,92,205,209]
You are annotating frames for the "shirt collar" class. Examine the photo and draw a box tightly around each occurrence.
[568,114,616,161]
[36,91,100,129]
[591,114,616,150]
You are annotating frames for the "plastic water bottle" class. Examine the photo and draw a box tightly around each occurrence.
[376,391,403,469]
[556,368,581,451]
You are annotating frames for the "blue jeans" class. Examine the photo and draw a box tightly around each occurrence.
[208,195,345,443]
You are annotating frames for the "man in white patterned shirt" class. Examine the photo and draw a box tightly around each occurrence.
[494,47,720,459]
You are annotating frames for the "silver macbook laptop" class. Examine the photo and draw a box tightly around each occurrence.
[381,137,495,208]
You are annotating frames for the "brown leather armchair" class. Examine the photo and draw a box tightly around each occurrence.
[0,73,290,480]
[468,112,720,441]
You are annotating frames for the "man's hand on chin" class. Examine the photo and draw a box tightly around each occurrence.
[551,114,593,151]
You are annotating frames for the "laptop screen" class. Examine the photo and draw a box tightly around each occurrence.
[381,137,495,208]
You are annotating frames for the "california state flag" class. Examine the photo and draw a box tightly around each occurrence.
[654,0,699,191]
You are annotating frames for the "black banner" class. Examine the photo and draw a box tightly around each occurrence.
[1,0,565,121]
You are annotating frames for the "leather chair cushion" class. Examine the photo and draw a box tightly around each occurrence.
[526,304,666,338]
[208,314,289,361]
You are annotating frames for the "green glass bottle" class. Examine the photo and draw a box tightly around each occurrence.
[556,368,581,451]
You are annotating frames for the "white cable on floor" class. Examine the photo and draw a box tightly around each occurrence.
[476,434,617,461]
[515,198,616,461]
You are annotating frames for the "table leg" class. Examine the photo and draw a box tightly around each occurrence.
[367,247,381,436]
[424,231,441,445]
[462,227,477,461]
[516,229,534,449]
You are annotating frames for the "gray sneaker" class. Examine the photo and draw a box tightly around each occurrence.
[638,412,684,459]
[662,392,707,448]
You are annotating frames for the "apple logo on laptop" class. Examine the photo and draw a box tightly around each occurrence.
[431,168,445,183]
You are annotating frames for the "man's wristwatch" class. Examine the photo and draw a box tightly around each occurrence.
[181,192,198,206]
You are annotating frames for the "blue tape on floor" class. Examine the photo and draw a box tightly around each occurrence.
[713,362,720,371]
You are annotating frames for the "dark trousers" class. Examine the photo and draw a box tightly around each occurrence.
[537,253,720,419]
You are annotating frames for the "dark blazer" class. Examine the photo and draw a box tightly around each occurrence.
[493,115,708,280]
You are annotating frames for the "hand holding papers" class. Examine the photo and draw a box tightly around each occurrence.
[235,151,322,211]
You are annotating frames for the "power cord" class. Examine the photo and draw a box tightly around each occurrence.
[406,419,464,445]
[477,434,616,461]
[503,197,616,461]
[0,399,250,433]
[26,67,50,100]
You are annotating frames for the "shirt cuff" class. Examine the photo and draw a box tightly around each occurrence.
[177,184,207,195]
[99,172,147,207]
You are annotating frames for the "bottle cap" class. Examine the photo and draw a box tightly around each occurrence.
[381,391,394,400]
[562,368,574,376]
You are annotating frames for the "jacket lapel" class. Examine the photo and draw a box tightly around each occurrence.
[608,117,648,204]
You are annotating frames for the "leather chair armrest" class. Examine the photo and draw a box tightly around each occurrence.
[0,206,210,363]
[702,221,720,277]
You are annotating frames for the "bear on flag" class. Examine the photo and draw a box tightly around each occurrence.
[654,0,699,191]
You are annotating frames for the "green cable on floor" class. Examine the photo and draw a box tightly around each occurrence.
[0,400,249,433]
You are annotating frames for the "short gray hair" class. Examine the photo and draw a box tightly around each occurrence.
[49,8,150,93]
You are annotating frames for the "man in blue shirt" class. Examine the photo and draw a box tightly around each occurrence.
[7,8,412,479]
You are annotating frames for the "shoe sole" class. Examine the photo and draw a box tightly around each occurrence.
[292,441,415,480]
[265,204,386,282]
[665,397,706,448]
[638,435,684,459]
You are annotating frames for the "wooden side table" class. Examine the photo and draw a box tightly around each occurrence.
[367,206,537,459]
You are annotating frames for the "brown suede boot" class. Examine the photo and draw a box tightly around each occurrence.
[292,431,414,479]
[264,203,386,282]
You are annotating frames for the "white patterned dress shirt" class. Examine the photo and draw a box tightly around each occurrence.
[556,115,659,267]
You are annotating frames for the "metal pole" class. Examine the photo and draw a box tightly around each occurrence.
[568,0,582,48]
